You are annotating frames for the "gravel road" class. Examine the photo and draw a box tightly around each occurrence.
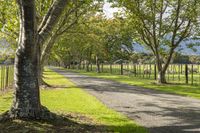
[53,68,200,133]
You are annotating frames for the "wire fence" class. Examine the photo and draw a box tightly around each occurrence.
[0,65,14,91]
[74,63,200,85]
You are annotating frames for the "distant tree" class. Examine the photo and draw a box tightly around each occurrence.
[189,55,200,64]
[50,15,133,72]
[172,52,189,64]
[39,0,100,84]
[114,0,199,83]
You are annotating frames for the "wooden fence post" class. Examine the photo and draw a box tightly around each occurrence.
[90,64,92,71]
[172,64,175,81]
[134,64,136,77]
[110,64,112,74]
[0,66,2,90]
[185,64,188,84]
[5,66,9,88]
[120,62,123,75]
[83,63,85,70]
[149,64,151,78]
[191,64,193,85]
[181,64,183,74]
[143,64,145,78]
[101,63,104,73]
[2,66,5,90]
[178,64,180,81]
[154,64,157,80]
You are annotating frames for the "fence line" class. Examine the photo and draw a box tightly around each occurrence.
[0,65,14,91]
[74,63,200,85]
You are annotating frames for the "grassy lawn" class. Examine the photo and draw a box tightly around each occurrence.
[68,69,200,99]
[0,69,147,133]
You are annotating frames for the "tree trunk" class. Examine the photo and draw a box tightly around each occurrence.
[38,63,44,85]
[86,61,90,72]
[38,63,51,87]
[78,59,82,69]
[154,53,167,84]
[38,37,57,86]
[9,0,42,119]
[157,70,167,84]
[96,56,100,73]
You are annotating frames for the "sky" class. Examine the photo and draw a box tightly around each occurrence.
[103,2,119,18]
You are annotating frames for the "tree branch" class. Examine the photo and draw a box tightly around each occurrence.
[37,0,69,45]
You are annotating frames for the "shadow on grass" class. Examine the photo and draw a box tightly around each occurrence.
[0,112,145,133]
[42,85,77,90]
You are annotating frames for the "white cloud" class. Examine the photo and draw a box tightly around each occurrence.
[103,2,119,18]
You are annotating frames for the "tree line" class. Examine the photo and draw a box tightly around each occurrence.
[0,0,200,120]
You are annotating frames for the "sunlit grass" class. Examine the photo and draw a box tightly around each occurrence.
[0,69,147,133]
[0,66,14,91]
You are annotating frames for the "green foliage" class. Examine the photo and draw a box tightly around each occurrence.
[189,55,200,64]
[50,14,133,66]
[109,0,200,76]
[173,52,190,64]
[0,0,18,45]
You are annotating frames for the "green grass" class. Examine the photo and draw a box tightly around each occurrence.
[0,66,14,90]
[0,69,147,133]
[68,69,200,99]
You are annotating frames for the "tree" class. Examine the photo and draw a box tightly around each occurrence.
[0,0,98,86]
[39,1,101,83]
[114,0,199,83]
[189,55,200,64]
[49,15,133,73]
[0,0,54,46]
[0,0,69,120]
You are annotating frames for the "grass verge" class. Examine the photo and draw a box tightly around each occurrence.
[68,69,200,99]
[0,69,147,133]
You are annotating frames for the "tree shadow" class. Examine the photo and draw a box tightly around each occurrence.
[41,85,76,90]
[0,112,146,133]
[0,112,108,133]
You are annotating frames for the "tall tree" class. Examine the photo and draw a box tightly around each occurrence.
[1,0,68,120]
[39,1,100,84]
[114,0,199,83]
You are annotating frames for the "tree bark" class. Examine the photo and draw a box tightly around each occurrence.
[157,70,167,84]
[155,54,167,84]
[38,0,69,46]
[0,0,69,120]
[86,60,90,72]
[156,47,174,84]
[9,0,42,119]
[39,36,57,86]
[96,56,100,73]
